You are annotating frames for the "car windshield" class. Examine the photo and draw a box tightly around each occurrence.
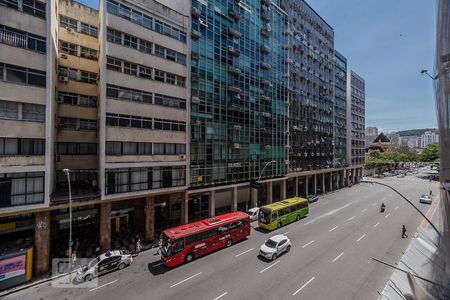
[265,239,278,248]
[87,257,100,269]
[259,208,271,224]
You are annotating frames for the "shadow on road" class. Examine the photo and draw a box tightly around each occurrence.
[147,261,169,276]
[252,227,271,234]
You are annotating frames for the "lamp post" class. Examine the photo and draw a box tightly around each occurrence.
[259,160,276,181]
[63,169,73,275]
[361,179,441,239]
[420,69,438,80]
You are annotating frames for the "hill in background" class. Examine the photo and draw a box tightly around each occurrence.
[397,128,438,137]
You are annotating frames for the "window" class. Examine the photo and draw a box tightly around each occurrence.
[80,22,98,37]
[0,138,44,155]
[79,119,97,131]
[57,142,96,155]
[123,33,137,49]
[107,28,122,44]
[166,49,176,62]
[1,172,45,207]
[5,64,26,84]
[58,66,77,80]
[80,71,97,84]
[0,100,18,119]
[154,94,186,109]
[79,95,97,107]
[155,45,165,58]
[123,62,137,76]
[27,69,46,87]
[154,143,186,155]
[107,57,122,72]
[0,25,46,53]
[59,15,77,31]
[80,46,97,60]
[59,40,77,56]
[58,117,77,130]
[22,103,45,121]
[139,66,152,79]
[154,70,165,82]
[139,40,152,54]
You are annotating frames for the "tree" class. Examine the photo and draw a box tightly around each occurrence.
[420,143,440,162]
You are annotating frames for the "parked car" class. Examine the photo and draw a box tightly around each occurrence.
[76,250,132,282]
[307,195,319,203]
[419,194,432,204]
[397,174,405,178]
[247,207,260,222]
[259,234,291,261]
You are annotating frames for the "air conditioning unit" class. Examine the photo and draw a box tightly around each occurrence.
[60,53,68,59]
[233,143,240,149]
[179,154,187,160]
[59,76,69,82]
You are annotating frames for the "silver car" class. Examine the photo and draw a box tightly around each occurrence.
[419,194,432,204]
[76,250,132,282]
[259,234,291,261]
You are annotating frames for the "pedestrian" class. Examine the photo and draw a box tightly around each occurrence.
[135,236,142,255]
[402,225,408,238]
[430,189,433,196]
[95,246,101,257]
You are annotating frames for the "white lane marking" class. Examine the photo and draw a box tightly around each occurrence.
[395,206,399,210]
[362,208,368,213]
[302,240,315,248]
[235,248,255,257]
[304,202,355,225]
[260,260,280,273]
[284,231,290,235]
[170,272,202,288]
[402,201,405,205]
[374,222,380,228]
[328,226,338,232]
[357,234,366,242]
[371,203,377,207]
[89,280,118,292]
[213,292,229,300]
[347,216,355,221]
[332,252,344,262]
[385,213,391,218]
[292,277,315,296]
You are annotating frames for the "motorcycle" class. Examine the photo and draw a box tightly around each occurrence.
[380,205,385,213]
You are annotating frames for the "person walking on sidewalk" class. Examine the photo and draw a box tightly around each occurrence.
[402,225,408,238]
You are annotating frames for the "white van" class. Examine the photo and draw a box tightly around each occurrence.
[247,207,260,222]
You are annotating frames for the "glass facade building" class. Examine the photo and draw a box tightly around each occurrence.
[283,0,335,172]
[190,0,289,187]
[333,50,348,167]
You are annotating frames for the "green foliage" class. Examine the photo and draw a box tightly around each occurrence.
[397,128,438,137]
[365,149,419,172]
[420,143,440,162]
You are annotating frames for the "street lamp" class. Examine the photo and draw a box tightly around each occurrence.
[62,169,73,275]
[259,160,276,181]
[420,69,438,80]
[360,179,441,238]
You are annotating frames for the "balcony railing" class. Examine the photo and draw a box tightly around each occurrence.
[0,28,27,49]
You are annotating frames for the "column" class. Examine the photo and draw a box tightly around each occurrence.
[294,177,299,196]
[305,176,309,196]
[341,170,345,187]
[329,172,333,191]
[209,190,216,217]
[181,191,189,224]
[281,180,287,199]
[100,202,111,252]
[231,187,238,212]
[34,211,50,274]
[145,196,154,241]
[266,181,273,204]
[251,187,257,208]
[313,174,317,195]
[322,173,326,193]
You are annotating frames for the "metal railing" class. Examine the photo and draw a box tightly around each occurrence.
[0,28,27,49]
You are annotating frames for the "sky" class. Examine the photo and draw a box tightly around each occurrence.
[78,0,437,132]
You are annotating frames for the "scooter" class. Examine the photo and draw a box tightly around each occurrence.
[380,205,385,213]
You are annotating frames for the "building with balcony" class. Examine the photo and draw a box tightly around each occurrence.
[333,50,348,168]
[347,70,366,168]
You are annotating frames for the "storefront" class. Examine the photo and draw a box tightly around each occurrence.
[154,193,183,236]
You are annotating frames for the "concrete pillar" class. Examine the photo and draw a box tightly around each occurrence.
[100,202,111,252]
[231,187,238,212]
[294,177,299,196]
[145,196,154,241]
[209,190,216,217]
[305,176,309,196]
[34,211,50,274]
[251,188,257,208]
[329,172,333,191]
[266,181,273,204]
[181,192,188,224]
[322,173,326,194]
[313,174,317,195]
[281,180,287,199]
[341,170,345,187]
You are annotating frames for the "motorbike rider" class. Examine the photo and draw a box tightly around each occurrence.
[381,202,385,211]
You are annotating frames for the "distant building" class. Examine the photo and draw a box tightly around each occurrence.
[420,131,439,148]
[365,126,378,146]
[367,133,393,153]
[386,132,400,148]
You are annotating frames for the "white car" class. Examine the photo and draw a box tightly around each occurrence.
[259,234,291,261]
[419,194,432,204]
[76,250,132,282]
[247,207,260,222]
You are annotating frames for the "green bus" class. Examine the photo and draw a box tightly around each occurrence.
[258,197,309,231]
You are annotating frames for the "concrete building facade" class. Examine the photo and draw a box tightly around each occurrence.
[347,70,366,168]
[333,50,348,168]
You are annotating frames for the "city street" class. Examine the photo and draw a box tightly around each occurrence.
[4,171,439,300]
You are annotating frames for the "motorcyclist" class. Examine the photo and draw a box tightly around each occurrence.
[381,202,385,212]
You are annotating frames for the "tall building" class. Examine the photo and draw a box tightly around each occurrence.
[189,0,289,215]
[333,50,348,167]
[420,131,439,148]
[347,70,366,167]
[387,132,400,148]
[365,126,378,145]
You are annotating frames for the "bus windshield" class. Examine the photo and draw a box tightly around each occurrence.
[259,208,271,224]
[160,233,172,257]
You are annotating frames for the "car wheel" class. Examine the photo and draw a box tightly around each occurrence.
[277,222,282,229]
[226,239,233,248]
[118,263,125,270]
[84,274,93,282]
[286,245,291,253]
[296,215,301,221]
[272,253,277,261]
[185,253,194,263]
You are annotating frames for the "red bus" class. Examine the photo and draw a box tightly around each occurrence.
[159,211,251,267]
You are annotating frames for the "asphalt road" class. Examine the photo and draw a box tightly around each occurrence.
[4,170,439,300]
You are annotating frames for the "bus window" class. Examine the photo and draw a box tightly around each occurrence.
[172,239,184,253]
[229,222,239,231]
[218,225,228,234]
[278,209,285,217]
[285,207,291,214]
[207,228,218,238]
[271,211,278,221]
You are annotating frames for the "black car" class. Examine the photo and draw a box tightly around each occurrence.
[307,195,318,203]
